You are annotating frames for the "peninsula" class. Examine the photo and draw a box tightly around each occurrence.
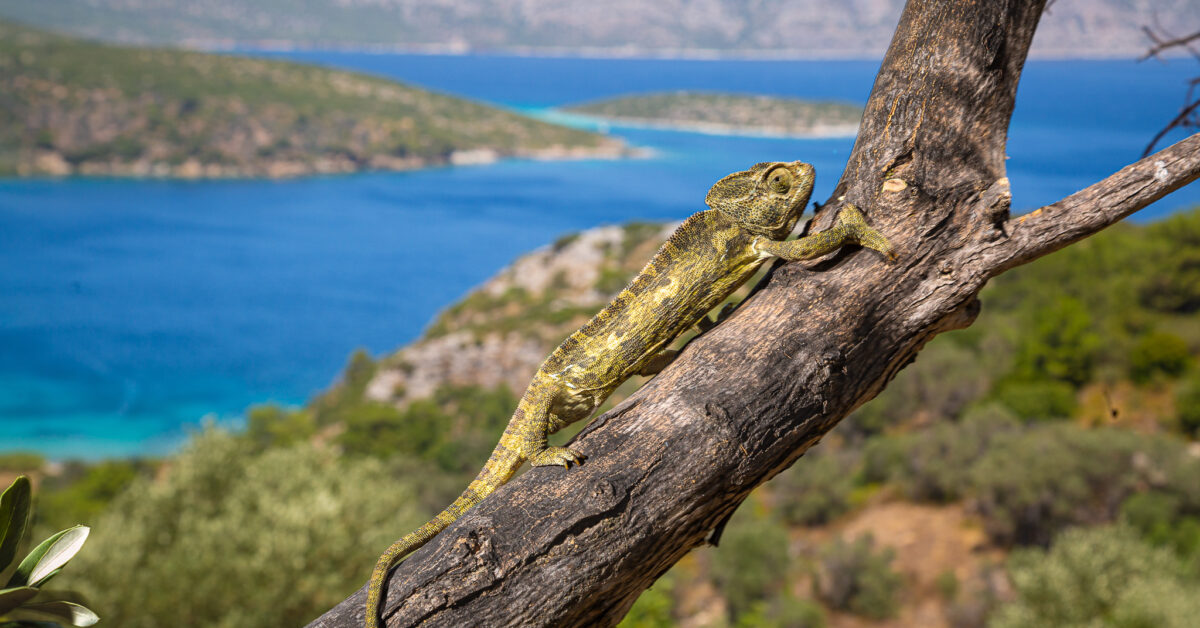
[562,92,862,138]
[0,21,626,178]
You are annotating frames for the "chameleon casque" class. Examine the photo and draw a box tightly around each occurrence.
[365,160,894,627]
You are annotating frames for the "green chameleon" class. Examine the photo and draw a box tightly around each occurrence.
[365,160,894,627]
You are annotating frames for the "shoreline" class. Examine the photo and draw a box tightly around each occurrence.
[549,110,860,140]
[215,43,1162,62]
[6,141,643,181]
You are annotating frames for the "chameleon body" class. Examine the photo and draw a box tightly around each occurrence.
[365,161,893,627]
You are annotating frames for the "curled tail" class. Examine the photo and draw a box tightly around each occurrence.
[364,446,522,628]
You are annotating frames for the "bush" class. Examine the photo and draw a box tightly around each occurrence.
[618,574,675,628]
[812,534,902,620]
[62,429,428,628]
[711,506,791,616]
[35,460,143,531]
[991,379,1076,421]
[0,451,45,471]
[1120,492,1200,558]
[847,340,991,434]
[969,426,1168,546]
[1174,371,1200,437]
[1011,296,1100,387]
[244,403,316,449]
[867,409,1019,503]
[734,595,826,628]
[1129,330,1191,382]
[772,448,857,526]
[990,525,1200,628]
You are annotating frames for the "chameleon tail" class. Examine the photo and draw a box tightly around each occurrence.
[838,203,895,260]
[364,445,523,628]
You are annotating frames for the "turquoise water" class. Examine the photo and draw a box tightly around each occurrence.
[2,56,1198,459]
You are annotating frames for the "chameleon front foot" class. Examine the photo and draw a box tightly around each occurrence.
[838,204,896,261]
[529,446,586,469]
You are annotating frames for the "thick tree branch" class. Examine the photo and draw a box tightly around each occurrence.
[998,133,1200,272]
[309,1,1199,626]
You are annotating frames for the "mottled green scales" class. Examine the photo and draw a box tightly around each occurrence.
[365,161,894,627]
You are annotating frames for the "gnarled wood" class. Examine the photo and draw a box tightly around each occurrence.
[309,1,1200,626]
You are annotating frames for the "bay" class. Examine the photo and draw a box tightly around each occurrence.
[1,54,1197,458]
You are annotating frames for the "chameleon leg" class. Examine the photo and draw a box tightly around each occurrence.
[756,204,894,261]
[695,302,737,333]
[838,203,896,260]
[515,383,586,469]
[637,349,680,376]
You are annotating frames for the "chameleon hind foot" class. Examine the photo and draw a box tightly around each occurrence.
[838,203,896,261]
[529,446,586,469]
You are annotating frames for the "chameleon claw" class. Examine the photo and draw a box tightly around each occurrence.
[530,446,586,468]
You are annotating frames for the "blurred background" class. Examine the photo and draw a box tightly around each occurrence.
[1,1,1200,626]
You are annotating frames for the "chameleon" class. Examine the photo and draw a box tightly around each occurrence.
[365,160,894,627]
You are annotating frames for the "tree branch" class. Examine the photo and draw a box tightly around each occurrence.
[308,1,1200,626]
[998,133,1200,272]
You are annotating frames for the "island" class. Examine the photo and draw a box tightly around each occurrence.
[0,21,626,178]
[561,91,863,138]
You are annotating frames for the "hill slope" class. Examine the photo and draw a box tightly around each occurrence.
[0,0,1195,58]
[0,21,624,178]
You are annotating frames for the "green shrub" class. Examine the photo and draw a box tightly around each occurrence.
[711,506,791,616]
[0,452,45,472]
[734,595,825,628]
[772,449,857,526]
[935,570,959,601]
[991,379,1077,421]
[869,410,1019,503]
[35,460,143,531]
[244,403,316,449]
[1011,296,1100,387]
[618,574,675,628]
[62,429,428,628]
[1121,492,1200,558]
[990,525,1200,628]
[1174,371,1200,437]
[812,534,901,620]
[969,426,1163,546]
[846,340,992,435]
[1129,331,1191,382]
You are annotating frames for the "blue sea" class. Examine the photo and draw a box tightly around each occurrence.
[1,55,1198,459]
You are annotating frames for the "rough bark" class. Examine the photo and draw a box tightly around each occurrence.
[310,0,1200,626]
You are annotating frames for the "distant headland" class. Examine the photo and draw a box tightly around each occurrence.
[0,21,628,179]
[561,92,862,138]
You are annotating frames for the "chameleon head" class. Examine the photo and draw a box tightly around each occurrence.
[705,161,815,239]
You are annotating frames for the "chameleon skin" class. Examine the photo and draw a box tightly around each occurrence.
[365,161,893,627]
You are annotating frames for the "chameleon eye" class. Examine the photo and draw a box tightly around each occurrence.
[767,168,793,194]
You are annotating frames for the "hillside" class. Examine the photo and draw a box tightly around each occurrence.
[563,92,862,137]
[10,209,1200,627]
[0,21,625,178]
[0,0,1196,58]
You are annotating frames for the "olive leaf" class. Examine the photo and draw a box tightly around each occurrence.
[2,600,99,626]
[0,586,37,616]
[6,527,89,589]
[0,477,32,572]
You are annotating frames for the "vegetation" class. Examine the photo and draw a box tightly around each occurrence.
[15,207,1200,625]
[812,534,902,620]
[991,526,1200,628]
[59,430,428,628]
[564,92,862,137]
[0,21,618,178]
[0,476,96,627]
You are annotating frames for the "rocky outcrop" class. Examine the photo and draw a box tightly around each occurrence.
[365,223,678,406]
